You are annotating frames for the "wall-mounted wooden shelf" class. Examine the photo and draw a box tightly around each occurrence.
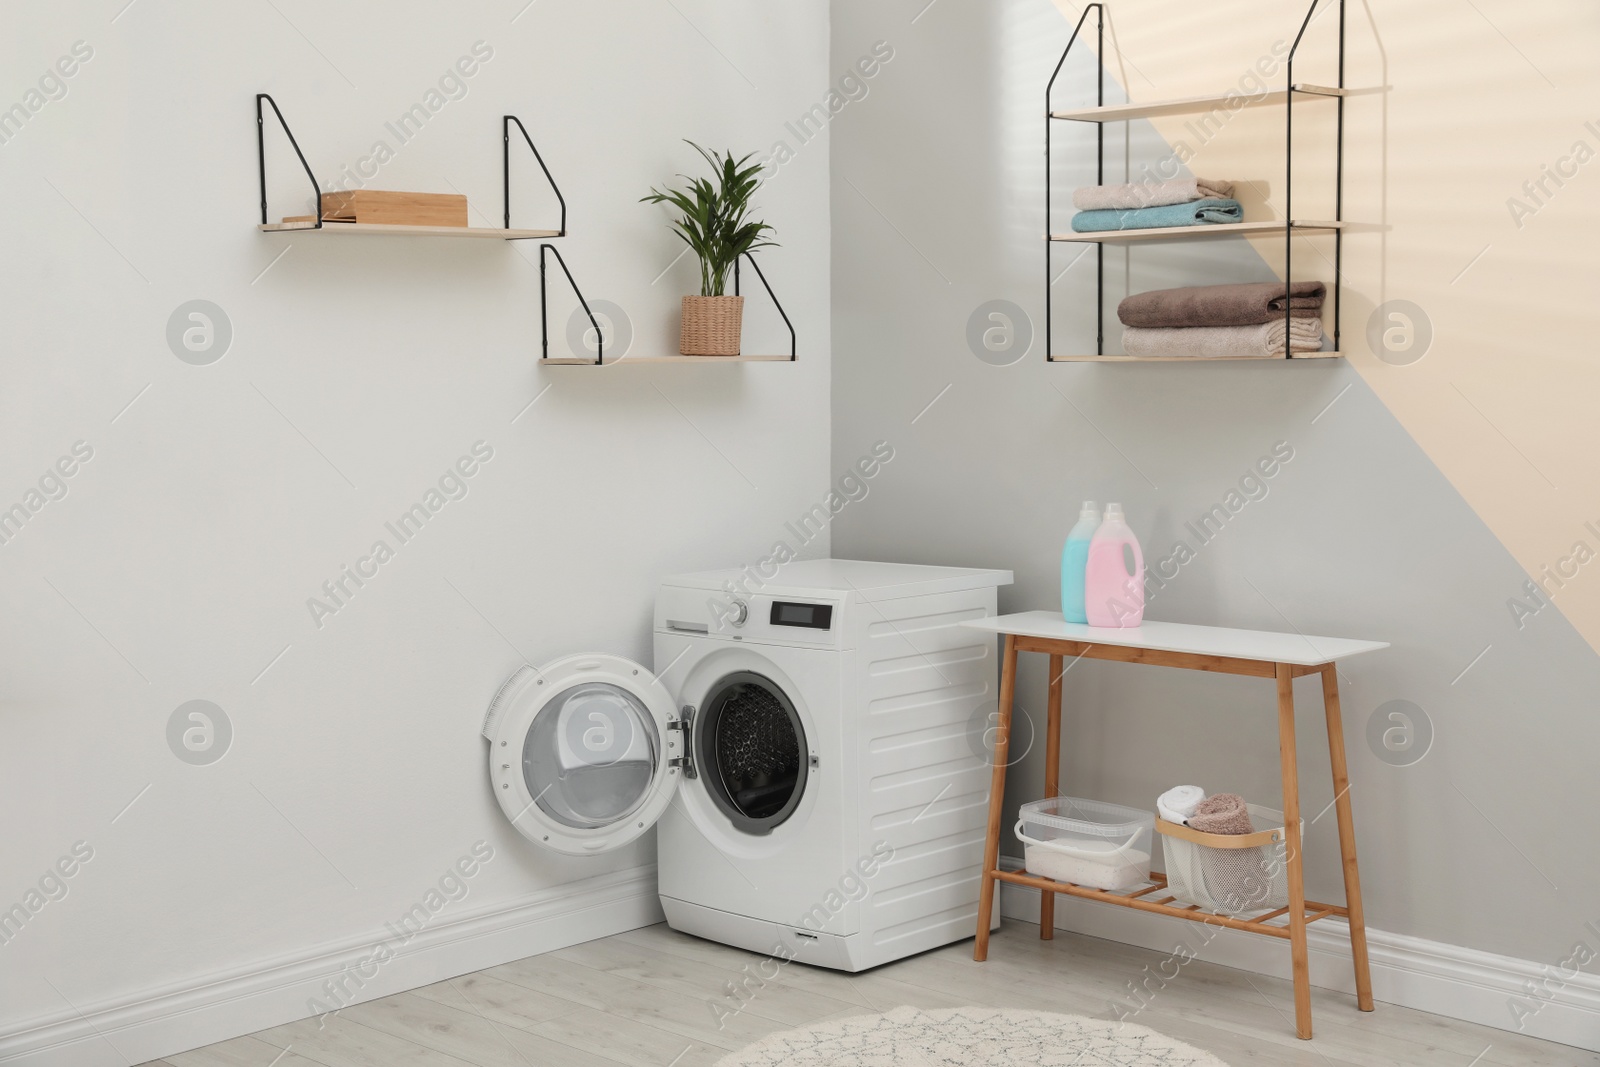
[1051,84,1345,122]
[540,251,795,365]
[255,97,570,240]
[1050,220,1342,244]
[259,221,560,240]
[539,354,793,366]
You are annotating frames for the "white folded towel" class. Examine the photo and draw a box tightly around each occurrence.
[1157,785,1206,825]
[1122,318,1324,359]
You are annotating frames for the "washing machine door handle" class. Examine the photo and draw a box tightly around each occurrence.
[668,706,698,779]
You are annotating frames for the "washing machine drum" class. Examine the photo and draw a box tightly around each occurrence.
[695,671,809,834]
[482,654,683,856]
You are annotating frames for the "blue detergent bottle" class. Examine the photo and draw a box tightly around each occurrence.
[1061,501,1101,623]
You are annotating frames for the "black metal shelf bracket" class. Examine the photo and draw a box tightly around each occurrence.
[1044,0,1344,361]
[1045,4,1103,361]
[256,93,323,228]
[735,253,798,361]
[540,244,602,364]
[504,116,567,235]
[1286,0,1345,356]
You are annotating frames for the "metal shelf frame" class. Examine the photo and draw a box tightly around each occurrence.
[1044,0,1347,361]
[542,252,795,365]
[254,95,572,240]
[255,95,794,367]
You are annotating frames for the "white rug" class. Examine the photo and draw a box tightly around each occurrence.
[715,1006,1229,1066]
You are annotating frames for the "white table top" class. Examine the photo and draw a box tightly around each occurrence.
[963,611,1388,666]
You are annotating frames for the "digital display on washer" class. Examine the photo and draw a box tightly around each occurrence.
[770,601,833,630]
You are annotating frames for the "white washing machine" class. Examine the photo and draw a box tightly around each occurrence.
[482,559,1011,972]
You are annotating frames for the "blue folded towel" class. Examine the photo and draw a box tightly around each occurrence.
[1070,198,1244,233]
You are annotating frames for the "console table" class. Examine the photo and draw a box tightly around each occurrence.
[963,611,1388,1040]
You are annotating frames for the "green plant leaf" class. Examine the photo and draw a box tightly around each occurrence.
[642,142,780,296]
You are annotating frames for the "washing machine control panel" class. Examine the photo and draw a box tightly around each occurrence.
[656,587,844,648]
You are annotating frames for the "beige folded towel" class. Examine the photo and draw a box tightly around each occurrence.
[1122,318,1324,359]
[1072,178,1236,211]
[1188,794,1255,836]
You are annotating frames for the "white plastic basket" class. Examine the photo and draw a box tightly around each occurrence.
[1016,797,1154,892]
[1158,803,1294,915]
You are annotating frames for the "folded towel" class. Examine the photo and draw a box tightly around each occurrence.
[1071,198,1243,233]
[1188,793,1255,836]
[1157,785,1206,825]
[1073,178,1236,212]
[1118,281,1327,329]
[1122,318,1324,359]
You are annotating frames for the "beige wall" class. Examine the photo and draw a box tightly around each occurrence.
[1057,0,1600,648]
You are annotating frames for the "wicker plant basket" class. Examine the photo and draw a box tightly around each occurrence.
[680,295,744,356]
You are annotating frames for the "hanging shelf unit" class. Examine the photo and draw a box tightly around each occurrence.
[1045,0,1348,362]
[539,252,797,366]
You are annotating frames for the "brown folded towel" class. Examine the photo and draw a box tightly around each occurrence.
[1118,281,1326,328]
[1188,793,1255,836]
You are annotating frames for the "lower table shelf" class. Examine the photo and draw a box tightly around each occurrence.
[995,868,1348,939]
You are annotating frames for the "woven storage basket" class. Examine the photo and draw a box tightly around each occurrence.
[680,295,744,356]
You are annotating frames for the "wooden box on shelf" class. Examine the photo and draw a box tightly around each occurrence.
[284,190,469,228]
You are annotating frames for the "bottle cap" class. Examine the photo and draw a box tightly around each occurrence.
[1104,502,1124,521]
[1079,501,1100,519]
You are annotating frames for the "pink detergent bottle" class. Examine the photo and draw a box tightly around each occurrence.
[1084,502,1145,627]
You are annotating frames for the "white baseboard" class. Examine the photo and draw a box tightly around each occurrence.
[0,865,665,1067]
[997,858,1600,1054]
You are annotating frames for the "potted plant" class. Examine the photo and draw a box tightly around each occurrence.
[642,143,776,356]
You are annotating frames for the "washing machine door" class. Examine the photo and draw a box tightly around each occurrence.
[482,654,682,856]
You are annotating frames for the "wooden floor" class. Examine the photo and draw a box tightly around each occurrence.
[140,921,1596,1067]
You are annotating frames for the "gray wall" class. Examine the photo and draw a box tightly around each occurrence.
[829,0,1599,967]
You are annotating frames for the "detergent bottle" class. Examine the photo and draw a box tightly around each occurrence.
[1084,503,1145,627]
[1060,501,1101,623]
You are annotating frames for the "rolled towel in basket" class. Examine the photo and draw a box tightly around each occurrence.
[1188,793,1255,836]
[1189,794,1276,912]
[1156,785,1206,825]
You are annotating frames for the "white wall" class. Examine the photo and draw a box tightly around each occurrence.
[0,2,830,1062]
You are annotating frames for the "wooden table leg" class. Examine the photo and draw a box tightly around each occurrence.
[975,634,1018,962]
[1276,663,1313,1040]
[1321,664,1374,1011]
[1040,653,1064,940]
